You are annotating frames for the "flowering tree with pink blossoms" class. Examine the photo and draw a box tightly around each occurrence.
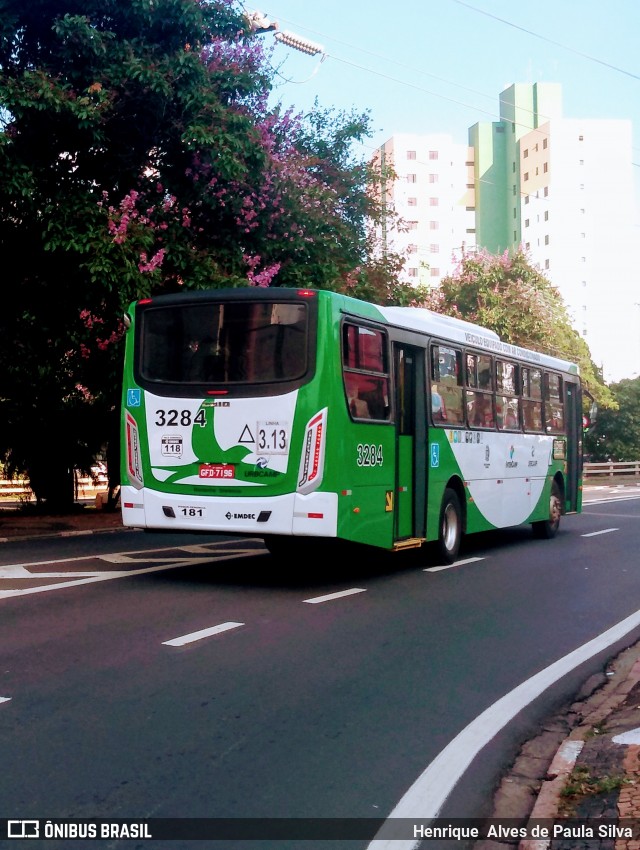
[418,249,613,410]
[0,0,403,508]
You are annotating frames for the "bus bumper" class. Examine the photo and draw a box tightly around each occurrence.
[120,485,339,537]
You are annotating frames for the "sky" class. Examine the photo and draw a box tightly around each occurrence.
[249,0,640,380]
[253,0,640,187]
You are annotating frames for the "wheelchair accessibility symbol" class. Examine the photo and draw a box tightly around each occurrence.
[430,443,440,468]
[127,389,142,407]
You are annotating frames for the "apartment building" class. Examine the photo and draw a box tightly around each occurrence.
[374,84,639,382]
[472,83,637,382]
[372,133,475,286]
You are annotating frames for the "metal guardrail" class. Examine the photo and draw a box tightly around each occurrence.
[0,475,108,500]
[583,461,640,479]
[0,463,638,497]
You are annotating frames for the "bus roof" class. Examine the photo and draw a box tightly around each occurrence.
[375,304,579,375]
[130,287,578,376]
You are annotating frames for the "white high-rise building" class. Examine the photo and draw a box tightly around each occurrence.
[374,85,640,382]
[372,133,475,287]
[517,118,637,382]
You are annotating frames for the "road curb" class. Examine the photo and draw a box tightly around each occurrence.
[0,527,132,544]
[518,739,585,850]
[517,651,640,850]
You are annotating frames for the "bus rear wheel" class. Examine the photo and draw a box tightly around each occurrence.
[532,480,562,539]
[436,488,462,565]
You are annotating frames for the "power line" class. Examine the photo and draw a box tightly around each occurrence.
[451,0,640,82]
[266,9,638,150]
[264,8,640,165]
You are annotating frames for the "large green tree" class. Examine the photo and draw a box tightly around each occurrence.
[417,249,615,411]
[584,377,640,461]
[0,0,401,509]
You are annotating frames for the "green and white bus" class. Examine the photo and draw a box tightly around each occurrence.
[121,287,583,563]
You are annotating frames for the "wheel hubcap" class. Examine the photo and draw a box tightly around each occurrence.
[550,492,561,526]
[443,504,458,551]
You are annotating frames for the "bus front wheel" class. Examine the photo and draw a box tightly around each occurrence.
[436,488,462,565]
[532,480,562,539]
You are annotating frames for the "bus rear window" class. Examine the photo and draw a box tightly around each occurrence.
[139,301,308,385]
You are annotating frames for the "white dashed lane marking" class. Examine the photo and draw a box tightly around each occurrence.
[581,528,619,537]
[424,557,485,572]
[303,588,367,604]
[162,622,245,647]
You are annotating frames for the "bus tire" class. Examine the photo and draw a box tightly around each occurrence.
[436,488,462,565]
[532,480,562,539]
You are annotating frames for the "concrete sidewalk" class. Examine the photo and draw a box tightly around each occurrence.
[0,506,124,542]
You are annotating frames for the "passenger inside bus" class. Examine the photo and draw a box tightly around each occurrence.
[345,373,372,419]
[469,392,495,428]
[438,375,464,423]
[497,400,519,430]
[523,400,543,431]
[431,387,447,422]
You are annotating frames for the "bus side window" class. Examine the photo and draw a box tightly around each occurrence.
[467,390,495,428]
[342,321,390,422]
[477,354,493,390]
[522,367,544,433]
[523,399,543,431]
[465,353,494,428]
[431,344,464,425]
[544,372,565,433]
[431,385,447,422]
[496,361,520,430]
[345,372,371,419]
[497,396,520,430]
[466,353,478,387]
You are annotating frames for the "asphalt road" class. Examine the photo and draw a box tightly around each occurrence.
[0,488,639,850]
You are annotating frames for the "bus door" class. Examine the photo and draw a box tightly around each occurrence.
[393,344,427,542]
[564,379,582,512]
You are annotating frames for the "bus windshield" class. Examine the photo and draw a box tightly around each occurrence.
[138,300,308,385]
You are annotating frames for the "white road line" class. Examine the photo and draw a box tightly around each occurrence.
[99,553,202,564]
[177,544,260,554]
[0,566,103,578]
[0,558,214,600]
[424,557,484,572]
[0,537,252,572]
[367,607,640,850]
[162,622,244,647]
[303,588,367,604]
[0,697,10,705]
[582,528,619,537]
[0,550,261,600]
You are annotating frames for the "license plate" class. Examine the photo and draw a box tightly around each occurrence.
[199,463,235,479]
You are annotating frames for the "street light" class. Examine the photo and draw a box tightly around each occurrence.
[245,9,325,57]
[274,30,324,56]
[244,10,278,33]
